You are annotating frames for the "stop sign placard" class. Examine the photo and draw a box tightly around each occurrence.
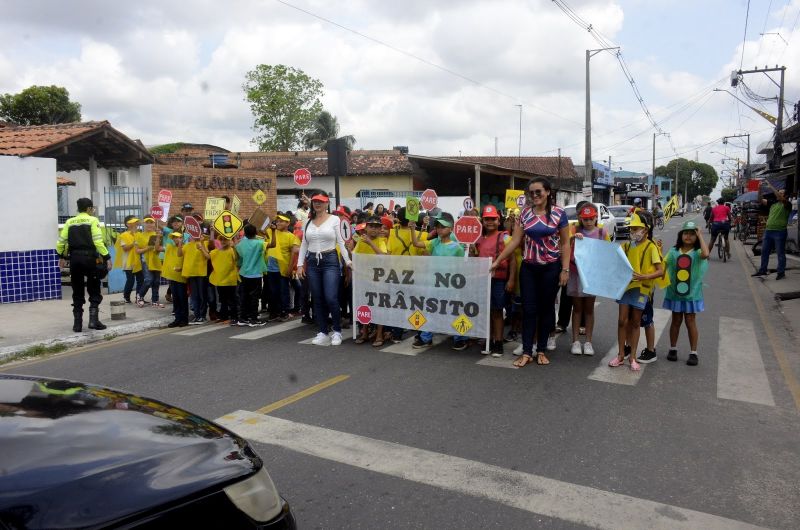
[356,305,372,325]
[157,189,172,205]
[420,189,438,211]
[150,205,164,220]
[183,216,202,240]
[294,168,312,186]
[454,216,482,245]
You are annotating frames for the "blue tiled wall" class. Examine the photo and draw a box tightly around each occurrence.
[0,249,62,303]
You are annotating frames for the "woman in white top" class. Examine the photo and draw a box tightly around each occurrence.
[297,192,352,346]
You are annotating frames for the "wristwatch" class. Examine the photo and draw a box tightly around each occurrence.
[561,269,569,273]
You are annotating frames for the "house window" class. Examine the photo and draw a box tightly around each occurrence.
[57,186,70,222]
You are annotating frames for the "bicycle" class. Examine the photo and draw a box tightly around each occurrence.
[717,233,728,262]
[655,215,664,230]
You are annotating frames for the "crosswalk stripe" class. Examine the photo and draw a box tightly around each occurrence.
[476,353,517,369]
[717,317,775,407]
[230,320,306,340]
[173,324,230,336]
[380,334,447,355]
[588,308,671,385]
[217,410,765,530]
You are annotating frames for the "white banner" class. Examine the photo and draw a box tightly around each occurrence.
[352,254,491,339]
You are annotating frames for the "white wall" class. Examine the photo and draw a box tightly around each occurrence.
[58,164,152,217]
[0,156,58,251]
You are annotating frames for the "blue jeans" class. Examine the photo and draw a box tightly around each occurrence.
[267,271,290,316]
[188,276,208,319]
[758,229,787,275]
[138,262,161,303]
[305,251,342,334]
[420,330,467,345]
[124,270,143,301]
[519,261,561,355]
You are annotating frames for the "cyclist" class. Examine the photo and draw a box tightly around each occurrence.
[703,201,713,230]
[707,198,732,259]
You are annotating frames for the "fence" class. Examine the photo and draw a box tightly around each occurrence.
[104,187,149,294]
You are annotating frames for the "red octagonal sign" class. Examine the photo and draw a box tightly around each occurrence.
[294,168,312,186]
[454,216,482,245]
[420,189,438,211]
[356,305,372,325]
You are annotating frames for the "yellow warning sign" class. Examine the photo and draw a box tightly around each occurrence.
[451,314,473,335]
[408,310,427,330]
[212,210,243,240]
[252,189,267,205]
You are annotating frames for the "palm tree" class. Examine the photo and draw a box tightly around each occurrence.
[303,110,356,151]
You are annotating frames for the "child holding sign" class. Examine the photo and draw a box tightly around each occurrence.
[354,216,389,346]
[663,221,709,366]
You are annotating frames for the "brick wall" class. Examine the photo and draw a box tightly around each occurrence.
[151,166,277,221]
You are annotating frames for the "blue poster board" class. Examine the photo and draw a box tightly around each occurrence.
[106,246,125,294]
[574,238,633,300]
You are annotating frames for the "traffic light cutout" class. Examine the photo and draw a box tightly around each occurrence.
[675,253,692,295]
[222,215,233,237]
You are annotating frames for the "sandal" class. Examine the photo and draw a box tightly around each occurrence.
[136,297,145,308]
[513,354,534,368]
[536,353,550,365]
[608,356,624,367]
[151,302,165,308]
[354,336,367,344]
[372,339,384,347]
[630,360,641,372]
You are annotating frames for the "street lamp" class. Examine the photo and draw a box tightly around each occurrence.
[652,132,669,207]
[585,46,620,199]
[722,133,751,193]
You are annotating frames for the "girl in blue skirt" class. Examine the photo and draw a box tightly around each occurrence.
[663,221,709,366]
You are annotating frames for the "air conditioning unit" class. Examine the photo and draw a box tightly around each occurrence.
[110,170,130,187]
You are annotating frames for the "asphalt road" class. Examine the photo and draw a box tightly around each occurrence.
[4,214,799,529]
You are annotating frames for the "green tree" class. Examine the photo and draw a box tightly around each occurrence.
[242,64,324,151]
[0,85,82,125]
[720,187,738,203]
[303,110,356,151]
[655,158,718,200]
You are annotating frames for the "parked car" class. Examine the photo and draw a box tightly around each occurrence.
[563,203,618,241]
[607,205,633,239]
[0,375,296,529]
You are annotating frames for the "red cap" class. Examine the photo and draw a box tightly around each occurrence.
[482,205,499,218]
[333,206,350,218]
[311,194,329,203]
[380,215,394,229]
[355,223,366,231]
[578,205,598,219]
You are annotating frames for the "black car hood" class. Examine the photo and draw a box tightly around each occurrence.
[0,375,259,529]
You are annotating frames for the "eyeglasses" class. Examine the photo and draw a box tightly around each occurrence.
[528,189,545,197]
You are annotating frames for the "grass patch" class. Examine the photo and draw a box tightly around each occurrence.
[103,333,118,341]
[0,343,69,365]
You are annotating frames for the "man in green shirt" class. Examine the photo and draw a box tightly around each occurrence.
[753,188,792,280]
[56,197,111,331]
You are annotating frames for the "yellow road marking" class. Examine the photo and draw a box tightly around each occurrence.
[736,243,800,411]
[1,326,179,371]
[256,375,350,415]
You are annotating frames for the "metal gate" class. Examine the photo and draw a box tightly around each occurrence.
[104,187,149,293]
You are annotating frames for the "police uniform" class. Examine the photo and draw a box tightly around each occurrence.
[56,202,111,332]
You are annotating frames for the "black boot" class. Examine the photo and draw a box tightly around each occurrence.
[88,307,107,330]
[73,309,83,332]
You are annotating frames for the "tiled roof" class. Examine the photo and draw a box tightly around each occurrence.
[0,121,108,156]
[446,156,578,178]
[157,150,413,177]
[57,176,76,186]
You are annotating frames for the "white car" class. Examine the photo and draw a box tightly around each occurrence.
[563,203,618,242]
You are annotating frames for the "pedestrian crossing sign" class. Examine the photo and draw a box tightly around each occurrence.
[252,189,267,205]
[451,314,473,335]
[408,310,427,330]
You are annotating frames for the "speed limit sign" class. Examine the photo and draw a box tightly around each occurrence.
[340,218,353,242]
[463,197,474,211]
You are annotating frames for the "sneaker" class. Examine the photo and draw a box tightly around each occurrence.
[189,317,206,325]
[546,335,557,351]
[667,349,678,362]
[490,341,504,358]
[452,341,468,351]
[687,353,699,366]
[776,273,786,280]
[751,271,767,277]
[229,320,240,327]
[301,316,314,324]
[167,320,181,328]
[248,319,266,327]
[279,313,290,322]
[311,332,331,346]
[237,320,251,327]
[570,341,582,355]
[513,344,523,356]
[623,344,631,358]
[330,332,343,346]
[637,348,657,364]
[553,325,566,335]
[504,331,518,343]
[579,327,586,336]
[412,338,432,349]
[583,342,595,356]
[259,307,269,314]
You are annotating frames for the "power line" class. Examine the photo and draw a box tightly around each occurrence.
[740,0,751,70]
[272,0,585,128]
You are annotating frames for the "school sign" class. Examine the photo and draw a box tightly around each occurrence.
[352,255,491,339]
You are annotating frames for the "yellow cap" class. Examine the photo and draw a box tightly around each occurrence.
[126,218,139,224]
[276,214,290,222]
[168,232,183,238]
[143,217,156,223]
[628,213,647,229]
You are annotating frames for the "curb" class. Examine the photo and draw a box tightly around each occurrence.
[0,316,173,362]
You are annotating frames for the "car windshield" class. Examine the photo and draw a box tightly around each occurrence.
[608,206,630,217]
[564,206,577,220]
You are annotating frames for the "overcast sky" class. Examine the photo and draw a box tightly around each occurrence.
[2,0,799,182]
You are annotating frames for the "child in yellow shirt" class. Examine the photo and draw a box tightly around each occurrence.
[134,217,164,307]
[354,216,389,346]
[113,216,142,303]
[200,238,238,323]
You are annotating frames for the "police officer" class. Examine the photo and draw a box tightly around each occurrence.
[56,197,112,332]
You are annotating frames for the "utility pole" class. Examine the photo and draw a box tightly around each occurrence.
[515,104,522,170]
[652,132,668,208]
[723,133,751,193]
[731,66,786,169]
[585,46,620,200]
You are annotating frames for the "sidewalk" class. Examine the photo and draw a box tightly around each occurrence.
[737,237,800,343]
[0,286,172,361]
